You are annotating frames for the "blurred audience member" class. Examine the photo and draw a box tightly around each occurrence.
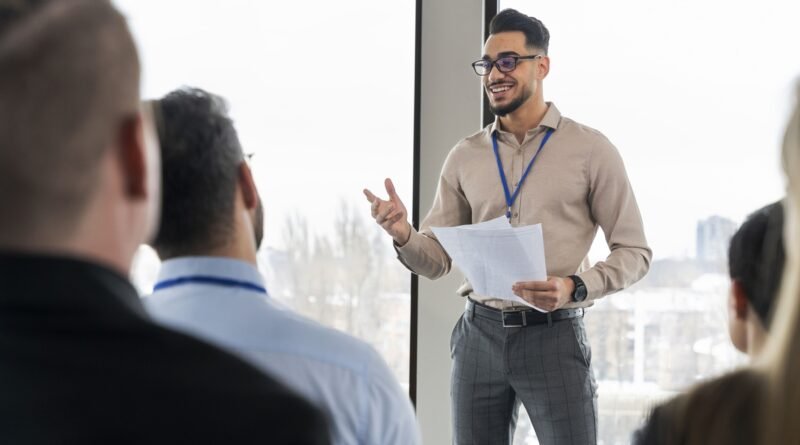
[727,201,785,358]
[634,87,800,445]
[145,87,422,445]
[0,1,329,443]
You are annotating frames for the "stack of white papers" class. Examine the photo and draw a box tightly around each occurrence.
[431,216,548,312]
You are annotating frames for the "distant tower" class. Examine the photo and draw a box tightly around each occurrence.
[696,216,737,262]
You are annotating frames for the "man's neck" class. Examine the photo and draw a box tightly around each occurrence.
[499,98,549,144]
[200,212,260,266]
[200,243,258,267]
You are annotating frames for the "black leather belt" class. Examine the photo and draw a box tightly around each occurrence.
[467,298,584,328]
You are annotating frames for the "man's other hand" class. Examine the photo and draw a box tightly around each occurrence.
[512,276,575,312]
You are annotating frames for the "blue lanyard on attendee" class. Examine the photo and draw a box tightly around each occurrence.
[492,128,554,219]
[153,275,269,295]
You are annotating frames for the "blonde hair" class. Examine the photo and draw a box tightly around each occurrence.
[759,82,800,444]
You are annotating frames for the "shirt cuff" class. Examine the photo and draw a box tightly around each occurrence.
[393,228,423,271]
[576,269,605,301]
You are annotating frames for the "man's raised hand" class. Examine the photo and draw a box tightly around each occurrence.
[363,178,412,246]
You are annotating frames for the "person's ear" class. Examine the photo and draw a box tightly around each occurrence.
[732,279,749,320]
[118,113,147,199]
[537,54,550,80]
[238,162,258,210]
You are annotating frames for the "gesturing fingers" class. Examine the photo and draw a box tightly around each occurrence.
[380,213,404,233]
[375,203,396,224]
[384,178,400,202]
[363,188,377,203]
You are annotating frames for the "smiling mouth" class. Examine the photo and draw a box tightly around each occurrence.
[487,83,514,101]
[489,84,513,93]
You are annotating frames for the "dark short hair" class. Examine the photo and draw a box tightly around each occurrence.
[0,0,140,242]
[151,88,245,259]
[489,8,550,54]
[728,201,785,328]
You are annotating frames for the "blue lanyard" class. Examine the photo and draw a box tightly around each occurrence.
[154,275,268,295]
[492,128,554,219]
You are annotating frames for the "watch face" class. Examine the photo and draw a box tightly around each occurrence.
[571,276,587,302]
[575,285,587,302]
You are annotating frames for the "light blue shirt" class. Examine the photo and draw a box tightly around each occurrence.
[145,257,421,445]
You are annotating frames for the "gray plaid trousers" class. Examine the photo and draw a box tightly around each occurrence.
[450,303,598,445]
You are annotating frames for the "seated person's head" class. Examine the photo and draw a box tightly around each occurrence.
[727,201,785,356]
[0,0,160,270]
[151,87,263,261]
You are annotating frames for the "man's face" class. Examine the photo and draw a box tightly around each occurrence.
[481,31,545,117]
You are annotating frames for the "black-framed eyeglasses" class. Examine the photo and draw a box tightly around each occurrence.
[471,54,542,76]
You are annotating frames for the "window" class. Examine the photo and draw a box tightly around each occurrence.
[496,1,796,443]
[116,0,416,388]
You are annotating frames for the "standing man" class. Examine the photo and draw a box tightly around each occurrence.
[364,9,651,445]
[0,1,328,443]
[145,87,422,445]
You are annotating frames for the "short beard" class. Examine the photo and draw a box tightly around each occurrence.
[489,88,531,117]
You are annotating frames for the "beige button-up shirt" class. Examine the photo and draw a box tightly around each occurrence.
[397,103,651,309]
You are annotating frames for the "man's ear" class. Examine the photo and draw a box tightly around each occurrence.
[731,279,750,320]
[537,54,550,80]
[238,162,258,210]
[118,114,147,199]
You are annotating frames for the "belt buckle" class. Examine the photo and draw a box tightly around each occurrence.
[501,310,527,328]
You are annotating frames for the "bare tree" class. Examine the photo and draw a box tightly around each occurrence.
[333,200,377,336]
[280,212,314,312]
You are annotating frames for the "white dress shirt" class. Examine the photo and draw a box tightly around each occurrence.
[145,257,421,445]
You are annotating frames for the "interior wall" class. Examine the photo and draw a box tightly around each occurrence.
[415,0,485,443]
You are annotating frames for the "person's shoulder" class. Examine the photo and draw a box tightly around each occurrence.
[557,115,621,165]
[438,126,492,175]
[635,369,763,445]
[639,390,691,443]
[558,115,610,141]
[244,302,407,395]
[449,125,491,154]
[135,315,291,387]
[39,308,331,443]
[463,125,492,144]
[684,368,764,409]
[139,321,331,438]
[560,118,617,156]
[148,290,384,377]
[268,306,389,373]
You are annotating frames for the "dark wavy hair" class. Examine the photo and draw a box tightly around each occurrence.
[489,9,550,54]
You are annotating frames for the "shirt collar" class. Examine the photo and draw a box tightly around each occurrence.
[489,101,562,137]
[156,256,266,292]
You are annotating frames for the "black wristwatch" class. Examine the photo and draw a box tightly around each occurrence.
[568,275,587,302]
